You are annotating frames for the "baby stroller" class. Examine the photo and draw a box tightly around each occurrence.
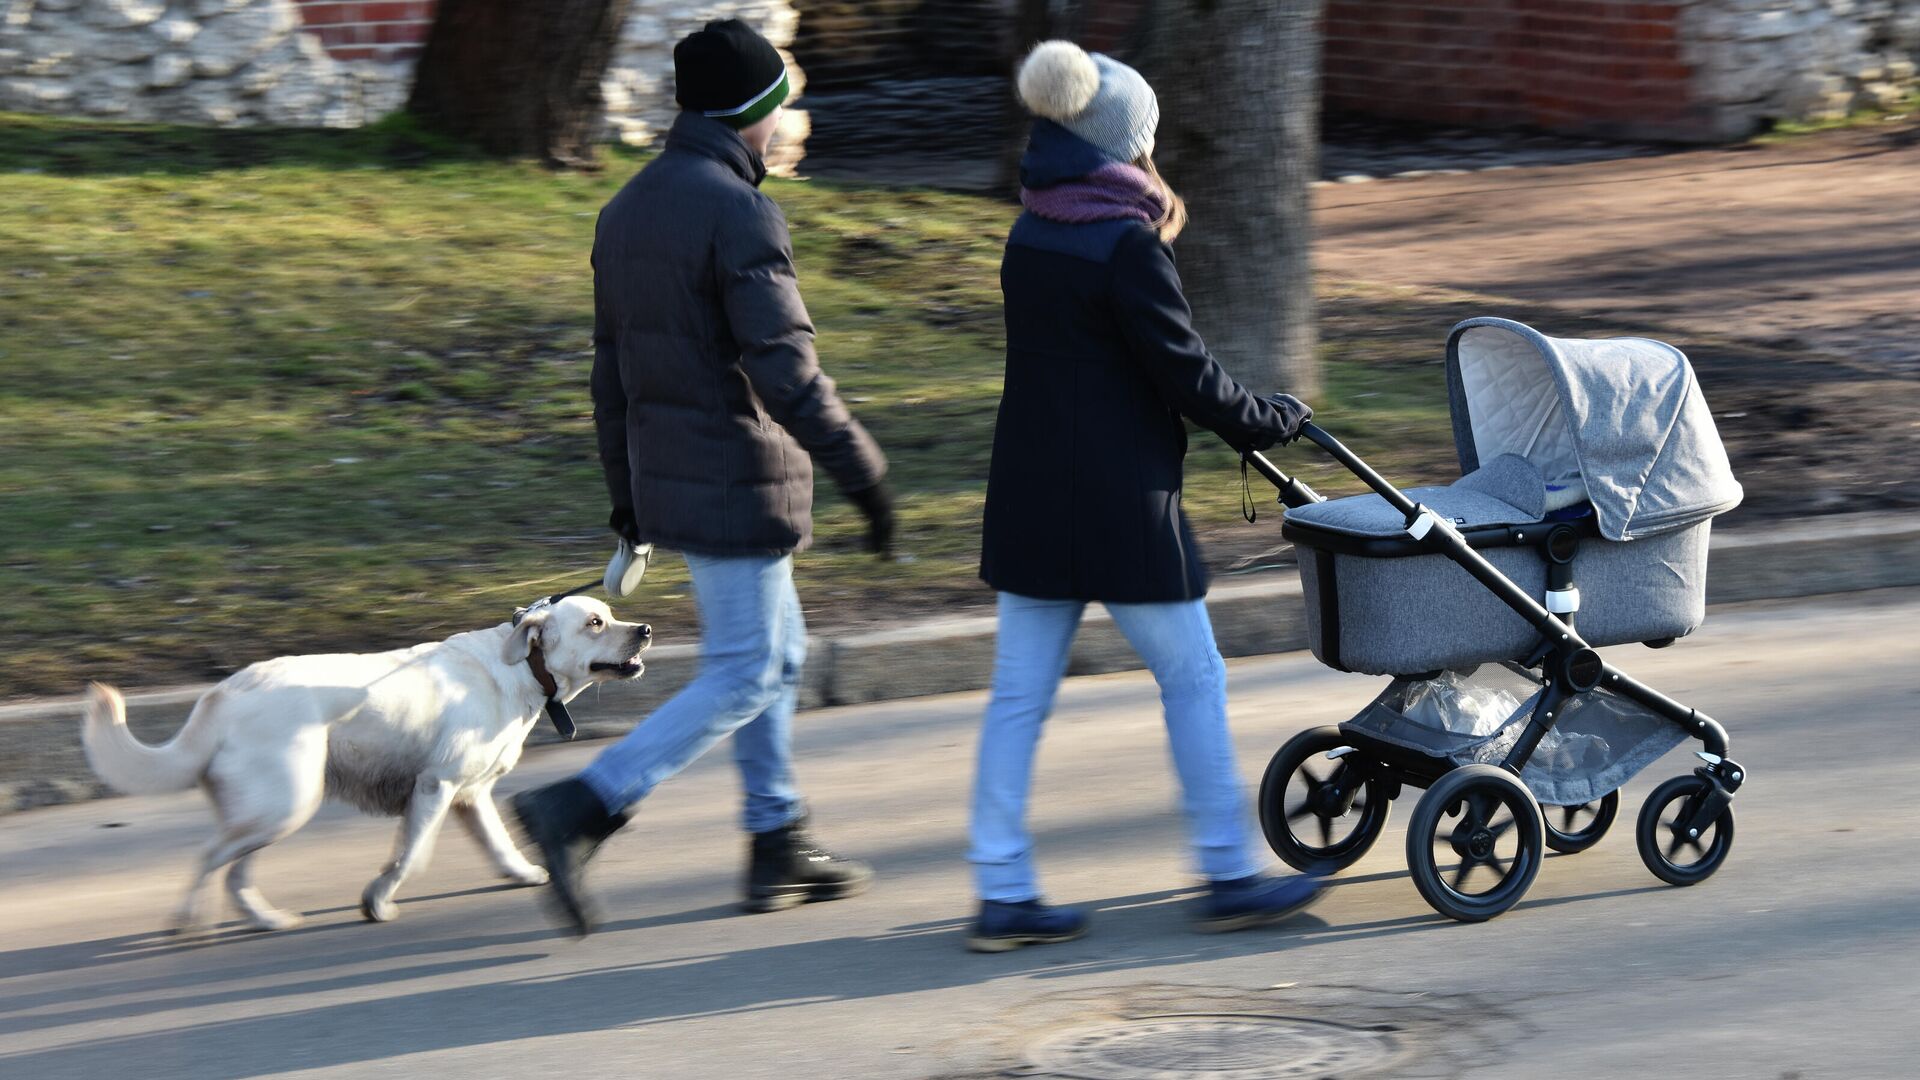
[1245,318,1748,922]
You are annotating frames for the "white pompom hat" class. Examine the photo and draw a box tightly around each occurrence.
[1017,40,1160,163]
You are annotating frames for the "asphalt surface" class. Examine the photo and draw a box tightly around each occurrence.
[2,589,1915,1079]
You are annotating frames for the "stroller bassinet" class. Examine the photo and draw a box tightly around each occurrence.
[1282,318,1744,676]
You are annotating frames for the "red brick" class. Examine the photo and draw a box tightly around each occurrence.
[1556,1,1611,19]
[330,46,376,61]
[297,2,351,26]
[374,21,426,44]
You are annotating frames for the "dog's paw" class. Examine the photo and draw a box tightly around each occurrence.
[506,864,550,887]
[167,908,212,939]
[248,909,304,933]
[360,886,399,924]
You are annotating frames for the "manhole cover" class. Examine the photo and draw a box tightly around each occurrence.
[1023,1013,1402,1079]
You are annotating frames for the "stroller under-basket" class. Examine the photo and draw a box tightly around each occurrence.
[1245,317,1749,922]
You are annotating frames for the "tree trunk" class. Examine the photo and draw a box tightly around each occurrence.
[994,0,1068,196]
[1140,0,1324,399]
[407,0,630,168]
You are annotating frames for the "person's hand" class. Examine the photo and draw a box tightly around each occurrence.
[608,507,642,546]
[1264,393,1314,444]
[845,483,896,560]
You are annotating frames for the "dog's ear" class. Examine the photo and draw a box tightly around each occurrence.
[502,608,549,665]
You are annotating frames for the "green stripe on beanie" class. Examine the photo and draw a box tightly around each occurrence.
[709,70,789,129]
[674,18,788,124]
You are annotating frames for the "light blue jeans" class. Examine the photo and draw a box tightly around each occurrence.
[969,592,1264,902]
[579,553,805,833]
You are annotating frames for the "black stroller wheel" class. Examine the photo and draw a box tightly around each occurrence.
[1406,764,1545,923]
[1541,791,1620,854]
[1258,726,1391,873]
[1636,775,1735,886]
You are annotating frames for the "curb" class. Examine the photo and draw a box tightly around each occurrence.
[5,511,1916,815]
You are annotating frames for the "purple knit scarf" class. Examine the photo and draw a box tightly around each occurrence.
[1021,162,1165,226]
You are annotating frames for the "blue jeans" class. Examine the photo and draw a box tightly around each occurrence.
[579,553,805,833]
[969,592,1264,902]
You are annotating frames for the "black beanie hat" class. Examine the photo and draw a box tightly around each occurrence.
[674,19,790,130]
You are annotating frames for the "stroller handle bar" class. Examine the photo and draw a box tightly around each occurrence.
[1244,422,1418,517]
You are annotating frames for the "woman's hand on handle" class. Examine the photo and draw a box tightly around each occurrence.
[1262,393,1314,446]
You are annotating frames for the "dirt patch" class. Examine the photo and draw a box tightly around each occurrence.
[1303,120,1920,535]
[1315,120,1920,376]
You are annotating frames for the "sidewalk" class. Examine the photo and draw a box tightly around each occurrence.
[5,511,1916,815]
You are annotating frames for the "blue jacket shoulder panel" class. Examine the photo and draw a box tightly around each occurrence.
[1007,213,1149,266]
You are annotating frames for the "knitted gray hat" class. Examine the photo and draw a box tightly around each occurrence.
[1017,40,1159,163]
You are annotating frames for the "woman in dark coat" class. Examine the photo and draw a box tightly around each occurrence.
[967,41,1321,951]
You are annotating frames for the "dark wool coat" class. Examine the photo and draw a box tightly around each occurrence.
[591,112,886,556]
[980,122,1302,603]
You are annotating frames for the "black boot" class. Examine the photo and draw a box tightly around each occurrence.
[744,816,874,913]
[510,779,627,937]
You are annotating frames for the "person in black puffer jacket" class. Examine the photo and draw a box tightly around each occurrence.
[966,41,1323,953]
[513,20,889,936]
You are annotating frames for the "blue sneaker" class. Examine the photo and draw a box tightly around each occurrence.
[967,899,1090,953]
[1194,873,1323,934]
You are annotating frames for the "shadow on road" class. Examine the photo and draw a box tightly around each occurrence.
[0,874,1687,1079]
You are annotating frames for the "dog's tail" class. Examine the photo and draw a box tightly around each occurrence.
[81,683,224,795]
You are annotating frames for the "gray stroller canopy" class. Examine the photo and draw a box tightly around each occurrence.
[1444,318,1743,541]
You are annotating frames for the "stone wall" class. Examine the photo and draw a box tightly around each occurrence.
[0,0,413,127]
[602,0,811,173]
[1683,0,1920,137]
[0,0,808,169]
[6,1,1916,150]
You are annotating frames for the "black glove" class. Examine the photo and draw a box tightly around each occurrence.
[845,482,896,560]
[608,507,642,546]
[1263,393,1314,445]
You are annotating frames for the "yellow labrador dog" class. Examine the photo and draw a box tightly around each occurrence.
[82,596,650,932]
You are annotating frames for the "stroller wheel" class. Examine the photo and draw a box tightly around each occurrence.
[1541,791,1620,854]
[1636,775,1735,886]
[1258,726,1392,873]
[1406,765,1545,923]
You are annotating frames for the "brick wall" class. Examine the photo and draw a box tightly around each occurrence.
[1322,1,1709,140]
[294,1,436,64]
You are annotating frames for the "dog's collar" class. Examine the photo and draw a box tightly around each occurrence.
[526,642,559,698]
[524,644,577,741]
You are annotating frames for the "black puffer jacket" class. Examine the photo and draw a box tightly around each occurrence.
[591,112,886,556]
[980,122,1304,603]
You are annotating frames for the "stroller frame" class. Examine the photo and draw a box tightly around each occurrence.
[1247,422,1746,921]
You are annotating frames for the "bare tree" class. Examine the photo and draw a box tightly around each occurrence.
[407,0,630,168]
[995,0,1069,194]
[1141,0,1324,398]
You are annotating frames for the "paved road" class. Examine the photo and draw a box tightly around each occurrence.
[2,590,1915,1079]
